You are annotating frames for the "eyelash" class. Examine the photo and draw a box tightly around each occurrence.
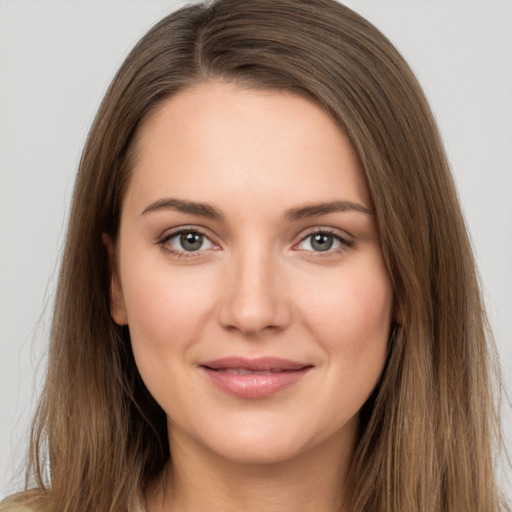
[157,227,218,259]
[294,228,353,257]
[156,227,353,259]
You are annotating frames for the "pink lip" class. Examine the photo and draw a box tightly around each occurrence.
[199,357,313,399]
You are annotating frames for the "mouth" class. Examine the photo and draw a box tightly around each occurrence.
[199,357,313,399]
[212,368,295,375]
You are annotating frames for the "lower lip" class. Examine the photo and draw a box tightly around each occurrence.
[201,367,312,399]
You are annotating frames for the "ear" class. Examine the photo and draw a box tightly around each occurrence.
[102,233,128,326]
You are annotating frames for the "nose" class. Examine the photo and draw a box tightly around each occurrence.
[217,246,291,336]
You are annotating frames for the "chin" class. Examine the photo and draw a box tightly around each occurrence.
[190,415,349,467]
[212,436,309,466]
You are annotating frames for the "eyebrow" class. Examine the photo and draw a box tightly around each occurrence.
[284,200,374,221]
[140,198,224,220]
[140,197,374,221]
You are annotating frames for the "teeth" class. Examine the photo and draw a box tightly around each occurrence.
[223,369,279,375]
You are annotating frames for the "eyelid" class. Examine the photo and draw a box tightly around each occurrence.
[156,225,221,257]
[155,224,353,258]
[293,227,353,254]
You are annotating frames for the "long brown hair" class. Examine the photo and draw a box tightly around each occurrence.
[2,1,508,511]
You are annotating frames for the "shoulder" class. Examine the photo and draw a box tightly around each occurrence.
[0,490,47,512]
[1,488,147,512]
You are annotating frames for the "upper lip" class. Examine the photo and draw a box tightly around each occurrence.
[200,357,312,372]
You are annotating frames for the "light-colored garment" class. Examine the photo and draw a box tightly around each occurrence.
[0,489,147,512]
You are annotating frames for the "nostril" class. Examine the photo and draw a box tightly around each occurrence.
[216,265,292,334]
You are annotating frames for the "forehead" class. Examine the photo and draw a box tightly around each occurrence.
[124,81,370,215]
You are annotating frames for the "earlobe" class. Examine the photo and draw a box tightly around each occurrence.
[102,233,128,326]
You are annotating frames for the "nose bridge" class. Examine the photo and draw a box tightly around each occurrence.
[218,238,289,334]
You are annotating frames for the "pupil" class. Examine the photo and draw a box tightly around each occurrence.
[180,232,203,251]
[311,233,333,252]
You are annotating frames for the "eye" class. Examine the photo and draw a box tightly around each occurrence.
[296,231,350,253]
[163,230,214,253]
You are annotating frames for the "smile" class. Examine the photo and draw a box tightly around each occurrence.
[199,357,313,399]
[221,368,289,375]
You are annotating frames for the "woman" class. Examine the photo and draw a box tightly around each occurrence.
[1,0,508,511]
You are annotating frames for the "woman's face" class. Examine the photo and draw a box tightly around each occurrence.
[108,82,394,465]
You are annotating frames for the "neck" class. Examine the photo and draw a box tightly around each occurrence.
[145,425,355,512]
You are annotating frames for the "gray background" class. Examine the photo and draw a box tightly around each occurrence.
[1,0,511,501]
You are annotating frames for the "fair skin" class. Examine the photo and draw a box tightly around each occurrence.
[106,81,394,512]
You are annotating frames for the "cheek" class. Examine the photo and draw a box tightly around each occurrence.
[118,245,219,378]
[121,266,221,417]
[125,271,212,334]
[300,266,392,338]
[296,261,393,386]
